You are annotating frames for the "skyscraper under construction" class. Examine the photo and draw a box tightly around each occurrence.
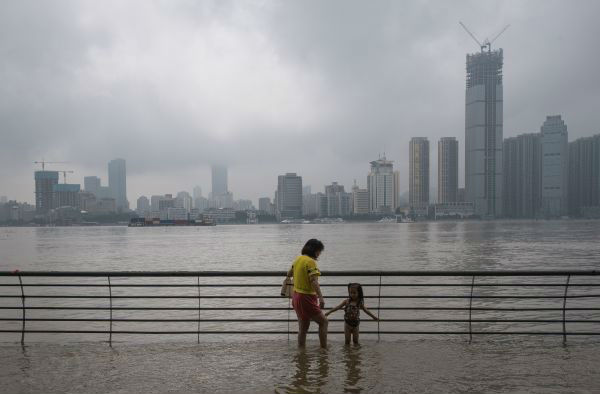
[465,48,504,218]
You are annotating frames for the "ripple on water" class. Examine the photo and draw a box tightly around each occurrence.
[1,338,600,393]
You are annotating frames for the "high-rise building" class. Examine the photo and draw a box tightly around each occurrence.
[194,196,209,212]
[108,159,128,212]
[503,133,541,218]
[302,193,320,217]
[568,134,600,216]
[409,138,430,208]
[393,171,401,211]
[234,199,254,211]
[193,186,203,200]
[438,137,458,203]
[540,115,569,217]
[324,182,351,217]
[211,165,228,196]
[352,184,369,215]
[368,157,396,213]
[150,195,162,212]
[259,197,272,213]
[34,171,59,213]
[465,48,504,217]
[136,196,150,214]
[210,165,232,209]
[84,176,101,196]
[176,191,193,212]
[159,194,175,210]
[317,193,328,217]
[150,194,175,217]
[276,173,302,220]
[0,196,7,204]
[52,184,81,209]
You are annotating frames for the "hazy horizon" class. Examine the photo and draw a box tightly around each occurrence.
[1,1,599,205]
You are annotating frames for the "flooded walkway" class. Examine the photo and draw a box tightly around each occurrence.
[1,338,599,393]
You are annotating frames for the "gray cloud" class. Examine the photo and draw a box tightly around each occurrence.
[1,0,599,204]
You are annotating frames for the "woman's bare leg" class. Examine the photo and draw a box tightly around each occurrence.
[298,319,310,347]
[312,312,328,348]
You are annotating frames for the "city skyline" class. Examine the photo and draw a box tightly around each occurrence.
[1,2,600,205]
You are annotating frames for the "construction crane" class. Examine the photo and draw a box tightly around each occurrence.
[459,21,510,52]
[33,160,69,171]
[60,170,75,184]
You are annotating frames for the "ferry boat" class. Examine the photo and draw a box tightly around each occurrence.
[128,218,216,227]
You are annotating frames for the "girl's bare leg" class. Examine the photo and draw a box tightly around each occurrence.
[344,323,352,345]
[352,327,359,344]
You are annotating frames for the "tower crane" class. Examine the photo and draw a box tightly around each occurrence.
[459,21,510,52]
[34,160,69,171]
[60,170,75,184]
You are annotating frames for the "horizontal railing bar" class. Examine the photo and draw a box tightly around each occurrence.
[2,283,600,287]
[0,330,599,335]
[1,306,599,311]
[1,294,599,299]
[1,270,598,277]
[1,318,599,323]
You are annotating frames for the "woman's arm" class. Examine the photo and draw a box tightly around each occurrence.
[310,275,325,308]
[324,300,347,316]
[286,266,293,279]
[361,305,379,321]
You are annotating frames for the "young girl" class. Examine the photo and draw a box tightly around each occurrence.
[325,283,378,344]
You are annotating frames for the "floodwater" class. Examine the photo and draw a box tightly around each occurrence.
[1,339,599,393]
[0,221,599,392]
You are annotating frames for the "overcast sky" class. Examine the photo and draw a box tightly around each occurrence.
[1,0,599,206]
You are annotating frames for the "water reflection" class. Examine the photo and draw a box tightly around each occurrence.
[19,345,32,379]
[286,348,330,394]
[343,345,363,393]
[460,221,504,270]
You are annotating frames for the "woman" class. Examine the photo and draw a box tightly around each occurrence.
[286,239,328,348]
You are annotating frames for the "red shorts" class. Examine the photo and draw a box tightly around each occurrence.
[292,292,321,321]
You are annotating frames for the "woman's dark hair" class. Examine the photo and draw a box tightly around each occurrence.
[348,283,364,306]
[301,239,324,259]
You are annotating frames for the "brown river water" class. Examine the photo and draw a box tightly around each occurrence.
[0,221,599,392]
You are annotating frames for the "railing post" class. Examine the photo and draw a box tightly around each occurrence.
[562,274,571,344]
[468,275,475,343]
[197,276,201,344]
[18,274,25,345]
[377,272,382,342]
[107,275,113,346]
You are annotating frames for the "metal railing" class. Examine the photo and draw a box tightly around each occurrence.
[1,270,599,344]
